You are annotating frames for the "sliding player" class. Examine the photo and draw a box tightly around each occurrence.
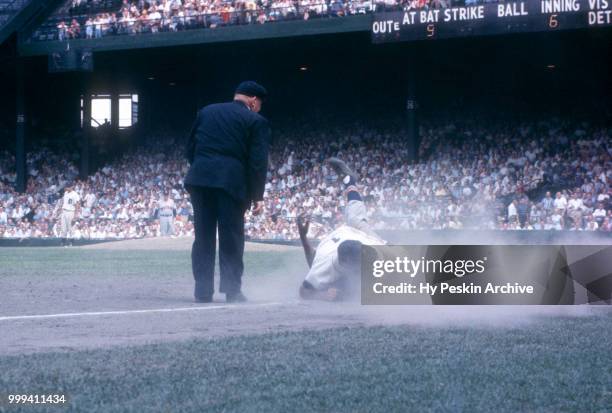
[298,158,386,301]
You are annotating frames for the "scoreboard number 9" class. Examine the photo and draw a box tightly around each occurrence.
[427,24,436,37]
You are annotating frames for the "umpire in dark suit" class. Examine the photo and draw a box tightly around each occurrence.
[185,81,270,303]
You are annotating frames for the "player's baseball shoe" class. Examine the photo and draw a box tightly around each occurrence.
[327,157,358,186]
[226,291,248,303]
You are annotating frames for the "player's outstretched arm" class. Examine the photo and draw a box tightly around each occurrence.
[297,214,315,268]
[299,282,340,301]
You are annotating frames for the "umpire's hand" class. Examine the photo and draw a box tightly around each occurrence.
[251,201,264,215]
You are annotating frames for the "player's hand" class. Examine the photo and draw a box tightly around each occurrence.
[325,287,339,301]
[251,201,264,215]
[297,213,310,238]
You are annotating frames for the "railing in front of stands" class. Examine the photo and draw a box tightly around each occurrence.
[31,2,391,41]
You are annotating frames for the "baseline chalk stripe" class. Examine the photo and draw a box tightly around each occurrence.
[0,302,286,322]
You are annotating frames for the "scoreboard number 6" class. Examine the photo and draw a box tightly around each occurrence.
[427,24,436,38]
[548,14,559,29]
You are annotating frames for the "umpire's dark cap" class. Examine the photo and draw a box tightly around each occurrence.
[235,81,268,100]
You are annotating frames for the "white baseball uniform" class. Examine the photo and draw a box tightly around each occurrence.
[159,198,176,236]
[304,225,385,290]
[60,190,80,238]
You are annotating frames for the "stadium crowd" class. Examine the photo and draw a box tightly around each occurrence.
[0,115,610,240]
[54,0,374,40]
[49,0,479,40]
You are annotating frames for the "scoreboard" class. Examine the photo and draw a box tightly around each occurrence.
[371,0,612,43]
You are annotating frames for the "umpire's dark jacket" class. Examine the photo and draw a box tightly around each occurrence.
[184,100,271,204]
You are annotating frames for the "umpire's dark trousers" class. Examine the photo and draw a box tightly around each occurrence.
[187,185,246,298]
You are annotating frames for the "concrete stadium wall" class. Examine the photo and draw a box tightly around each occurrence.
[377,230,612,245]
[0,238,112,247]
[1,231,609,247]
[249,230,612,246]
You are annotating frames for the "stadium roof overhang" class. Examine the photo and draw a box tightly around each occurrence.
[18,15,370,57]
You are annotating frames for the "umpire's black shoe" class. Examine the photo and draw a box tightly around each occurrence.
[194,283,212,303]
[226,292,248,303]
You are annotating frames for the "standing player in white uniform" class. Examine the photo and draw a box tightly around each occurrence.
[298,158,386,301]
[158,193,176,236]
[58,184,81,246]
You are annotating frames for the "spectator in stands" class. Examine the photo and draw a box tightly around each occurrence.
[507,199,518,222]
[94,15,103,37]
[68,19,81,38]
[567,192,584,227]
[601,217,611,232]
[553,191,567,212]
[593,203,607,224]
[517,197,530,228]
[57,21,67,40]
[0,207,7,225]
[541,191,554,211]
[85,17,94,38]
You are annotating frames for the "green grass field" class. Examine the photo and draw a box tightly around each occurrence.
[2,317,612,413]
[0,247,304,279]
[0,246,611,413]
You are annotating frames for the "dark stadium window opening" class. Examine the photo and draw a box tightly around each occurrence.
[80,94,139,129]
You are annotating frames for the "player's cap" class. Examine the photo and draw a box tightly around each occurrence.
[235,81,268,101]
